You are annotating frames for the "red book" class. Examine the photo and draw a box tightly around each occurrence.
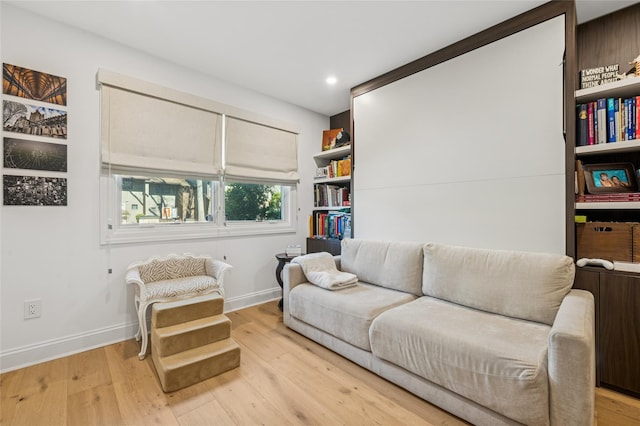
[636,95,640,140]
[587,102,595,145]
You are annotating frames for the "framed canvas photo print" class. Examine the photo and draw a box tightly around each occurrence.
[583,162,638,193]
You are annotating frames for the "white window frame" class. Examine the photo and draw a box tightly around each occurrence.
[100,175,297,245]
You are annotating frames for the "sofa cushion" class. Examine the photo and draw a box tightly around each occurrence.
[422,243,575,325]
[289,282,416,351]
[370,297,551,425]
[340,239,424,296]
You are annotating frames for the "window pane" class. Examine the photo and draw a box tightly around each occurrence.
[119,175,216,224]
[224,182,283,221]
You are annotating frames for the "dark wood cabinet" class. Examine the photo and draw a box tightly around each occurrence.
[573,268,600,385]
[573,267,640,397]
[306,237,341,255]
[599,272,640,396]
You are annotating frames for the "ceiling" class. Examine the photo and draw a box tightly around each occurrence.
[7,0,638,117]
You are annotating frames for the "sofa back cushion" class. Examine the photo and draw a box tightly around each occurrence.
[422,243,575,325]
[341,239,424,296]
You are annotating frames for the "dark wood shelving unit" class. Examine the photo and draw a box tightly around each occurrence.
[572,3,640,398]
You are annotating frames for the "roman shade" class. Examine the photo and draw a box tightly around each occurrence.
[225,116,299,184]
[98,69,223,178]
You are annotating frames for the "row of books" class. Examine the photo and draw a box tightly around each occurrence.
[314,184,350,208]
[576,192,640,202]
[315,156,351,179]
[577,96,639,146]
[312,211,351,240]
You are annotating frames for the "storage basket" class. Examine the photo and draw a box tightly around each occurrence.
[576,221,635,262]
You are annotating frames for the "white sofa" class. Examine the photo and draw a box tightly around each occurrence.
[283,239,595,426]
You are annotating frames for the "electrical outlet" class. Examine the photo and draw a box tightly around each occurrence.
[24,299,41,319]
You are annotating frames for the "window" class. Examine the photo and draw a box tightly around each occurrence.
[119,175,217,225]
[224,182,284,222]
[98,69,299,244]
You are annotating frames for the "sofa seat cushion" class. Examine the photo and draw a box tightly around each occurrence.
[370,297,551,425]
[289,282,417,351]
[145,275,219,300]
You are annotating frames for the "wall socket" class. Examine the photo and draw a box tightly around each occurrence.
[24,299,42,319]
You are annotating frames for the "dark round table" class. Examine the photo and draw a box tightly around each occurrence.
[275,252,302,311]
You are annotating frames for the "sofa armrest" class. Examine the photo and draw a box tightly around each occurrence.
[548,289,595,426]
[283,255,342,291]
[125,267,147,299]
[205,258,232,288]
[283,263,306,292]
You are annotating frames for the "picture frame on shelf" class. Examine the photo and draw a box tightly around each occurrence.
[321,128,342,151]
[583,162,638,193]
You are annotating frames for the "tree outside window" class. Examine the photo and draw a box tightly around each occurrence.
[224,183,282,221]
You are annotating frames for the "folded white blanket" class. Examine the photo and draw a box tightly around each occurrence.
[292,252,357,290]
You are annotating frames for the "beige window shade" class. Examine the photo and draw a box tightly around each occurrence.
[225,116,299,183]
[99,70,222,178]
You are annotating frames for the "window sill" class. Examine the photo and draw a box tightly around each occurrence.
[101,221,296,245]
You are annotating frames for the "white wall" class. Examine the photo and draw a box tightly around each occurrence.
[0,4,327,372]
[353,16,566,254]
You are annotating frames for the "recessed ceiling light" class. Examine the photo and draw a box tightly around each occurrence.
[326,76,337,85]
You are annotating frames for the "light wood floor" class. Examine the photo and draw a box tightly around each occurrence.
[1,300,639,426]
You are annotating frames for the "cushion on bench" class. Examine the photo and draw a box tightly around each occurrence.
[289,282,417,351]
[370,296,551,426]
[145,275,219,299]
[139,256,207,283]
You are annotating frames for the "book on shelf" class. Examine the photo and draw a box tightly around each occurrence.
[587,102,595,145]
[637,96,640,140]
[576,104,589,146]
[577,104,588,146]
[312,210,351,240]
[597,98,607,144]
[576,192,640,203]
[578,96,638,145]
[314,155,352,180]
[314,184,350,208]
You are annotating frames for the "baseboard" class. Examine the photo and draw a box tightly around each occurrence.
[0,322,139,373]
[0,287,281,373]
[224,287,281,313]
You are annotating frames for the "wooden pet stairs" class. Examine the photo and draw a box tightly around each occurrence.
[150,294,240,392]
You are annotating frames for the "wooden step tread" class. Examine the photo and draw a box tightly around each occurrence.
[155,338,240,371]
[153,314,230,338]
[152,294,224,328]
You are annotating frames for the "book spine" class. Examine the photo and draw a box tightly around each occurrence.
[587,102,595,145]
[615,98,621,142]
[607,98,616,142]
[593,101,599,144]
[622,98,627,141]
[632,97,637,140]
[577,104,588,146]
[636,95,640,140]
[597,98,607,144]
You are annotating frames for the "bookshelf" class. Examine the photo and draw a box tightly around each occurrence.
[309,144,351,247]
[574,77,640,214]
[307,121,352,255]
[572,3,640,398]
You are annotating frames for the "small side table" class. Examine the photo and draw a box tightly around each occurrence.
[275,253,301,311]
